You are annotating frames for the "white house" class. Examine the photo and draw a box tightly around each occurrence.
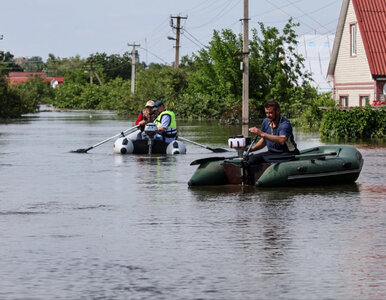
[327,0,386,107]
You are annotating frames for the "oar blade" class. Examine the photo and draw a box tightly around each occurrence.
[70,125,139,154]
[70,147,92,153]
[190,156,226,165]
[70,149,88,153]
[212,148,228,153]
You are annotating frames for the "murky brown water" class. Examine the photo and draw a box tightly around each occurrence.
[0,109,385,299]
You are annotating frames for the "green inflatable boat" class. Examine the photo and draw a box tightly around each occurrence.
[188,145,363,187]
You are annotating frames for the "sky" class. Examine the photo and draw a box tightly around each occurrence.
[0,0,342,65]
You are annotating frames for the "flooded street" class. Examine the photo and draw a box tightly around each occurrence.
[0,109,385,299]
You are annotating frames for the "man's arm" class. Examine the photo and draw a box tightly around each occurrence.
[249,127,287,146]
[135,113,144,126]
[157,115,171,132]
[250,137,266,152]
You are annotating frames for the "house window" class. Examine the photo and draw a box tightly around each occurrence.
[383,83,386,99]
[351,23,357,56]
[359,96,369,106]
[340,96,348,107]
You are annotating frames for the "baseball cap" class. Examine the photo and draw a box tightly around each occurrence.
[154,100,164,108]
[145,100,154,107]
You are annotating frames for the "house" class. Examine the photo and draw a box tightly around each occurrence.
[7,72,64,88]
[327,0,386,107]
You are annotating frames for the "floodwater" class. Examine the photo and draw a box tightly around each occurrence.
[0,109,385,299]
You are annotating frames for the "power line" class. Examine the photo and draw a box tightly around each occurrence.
[139,47,168,64]
[189,0,240,30]
[250,0,303,19]
[263,0,324,34]
[285,0,333,34]
[183,34,203,49]
[183,29,206,48]
[187,0,237,16]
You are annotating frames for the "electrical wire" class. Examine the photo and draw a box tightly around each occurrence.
[189,0,241,30]
[183,29,206,48]
[139,47,168,64]
[183,34,203,49]
[285,0,335,33]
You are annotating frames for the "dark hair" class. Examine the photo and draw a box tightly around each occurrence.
[264,99,280,111]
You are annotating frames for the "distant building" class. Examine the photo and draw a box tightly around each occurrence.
[7,72,64,88]
[296,34,335,93]
[13,57,28,66]
[327,0,386,107]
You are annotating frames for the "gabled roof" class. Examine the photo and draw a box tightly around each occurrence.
[353,0,386,77]
[327,0,386,78]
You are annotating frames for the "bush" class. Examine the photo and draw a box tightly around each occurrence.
[320,106,386,138]
[0,76,40,118]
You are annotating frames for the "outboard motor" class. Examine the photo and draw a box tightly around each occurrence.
[228,135,249,158]
[228,135,251,185]
[144,123,158,140]
[144,123,158,155]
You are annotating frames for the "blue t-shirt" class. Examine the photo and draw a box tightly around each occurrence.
[261,116,297,153]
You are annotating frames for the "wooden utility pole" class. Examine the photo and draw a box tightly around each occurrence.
[88,58,102,85]
[242,0,249,136]
[170,15,187,69]
[128,43,140,94]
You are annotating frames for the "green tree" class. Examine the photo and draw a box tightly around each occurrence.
[21,56,44,72]
[44,54,86,77]
[249,19,311,111]
[0,76,40,118]
[0,51,23,75]
[89,52,135,81]
[17,76,54,106]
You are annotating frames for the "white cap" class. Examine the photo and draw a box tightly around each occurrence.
[145,100,154,107]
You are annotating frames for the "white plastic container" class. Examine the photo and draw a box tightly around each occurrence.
[228,136,246,148]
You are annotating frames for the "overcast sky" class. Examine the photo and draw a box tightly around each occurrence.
[0,0,342,65]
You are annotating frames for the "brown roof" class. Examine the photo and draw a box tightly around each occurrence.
[353,0,386,77]
[8,72,47,78]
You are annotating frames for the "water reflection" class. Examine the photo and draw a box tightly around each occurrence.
[0,110,385,299]
[189,183,360,201]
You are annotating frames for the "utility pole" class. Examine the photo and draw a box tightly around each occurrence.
[169,15,187,69]
[242,0,249,136]
[128,42,140,94]
[88,58,102,85]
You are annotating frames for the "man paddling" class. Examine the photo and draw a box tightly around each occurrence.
[247,99,299,166]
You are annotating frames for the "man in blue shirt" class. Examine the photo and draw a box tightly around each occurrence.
[153,100,178,144]
[247,99,299,166]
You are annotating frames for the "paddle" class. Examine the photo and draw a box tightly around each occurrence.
[189,135,259,165]
[265,151,337,162]
[178,136,228,153]
[190,156,239,166]
[71,125,139,153]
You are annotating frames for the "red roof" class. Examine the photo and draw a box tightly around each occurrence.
[7,73,64,85]
[353,0,386,77]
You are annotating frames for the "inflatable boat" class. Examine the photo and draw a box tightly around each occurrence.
[188,142,363,187]
[113,123,186,155]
